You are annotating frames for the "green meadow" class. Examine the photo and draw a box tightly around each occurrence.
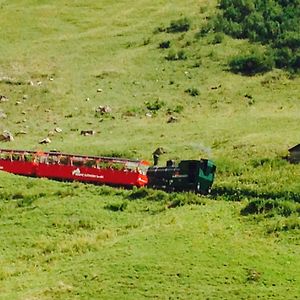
[0,0,299,299]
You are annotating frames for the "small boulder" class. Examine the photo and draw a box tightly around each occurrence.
[0,110,7,119]
[0,95,9,102]
[0,131,14,142]
[95,105,112,115]
[39,137,51,144]
[167,116,178,123]
[54,127,62,133]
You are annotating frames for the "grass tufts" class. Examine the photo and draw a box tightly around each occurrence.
[165,49,187,61]
[104,201,128,212]
[185,87,200,96]
[267,216,300,233]
[241,199,300,217]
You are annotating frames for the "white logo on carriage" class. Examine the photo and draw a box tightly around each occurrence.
[0,166,3,170]
[72,168,104,179]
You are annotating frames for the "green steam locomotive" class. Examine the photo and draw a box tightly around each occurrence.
[146,159,216,194]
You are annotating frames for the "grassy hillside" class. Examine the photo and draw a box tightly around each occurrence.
[0,0,299,299]
[1,172,299,299]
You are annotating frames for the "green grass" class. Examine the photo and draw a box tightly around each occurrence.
[0,173,299,299]
[0,0,300,299]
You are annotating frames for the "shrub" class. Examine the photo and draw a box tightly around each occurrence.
[159,40,171,49]
[273,47,294,68]
[291,52,300,72]
[166,17,191,33]
[274,31,300,51]
[177,50,187,60]
[212,32,224,44]
[229,50,274,75]
[213,0,300,72]
[240,199,299,217]
[196,22,214,38]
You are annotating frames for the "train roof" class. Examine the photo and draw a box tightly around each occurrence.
[0,148,150,166]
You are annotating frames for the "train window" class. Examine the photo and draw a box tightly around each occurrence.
[48,155,60,164]
[60,156,70,165]
[37,155,48,164]
[0,153,12,160]
[12,153,22,161]
[72,158,84,167]
[24,154,33,162]
[84,159,97,167]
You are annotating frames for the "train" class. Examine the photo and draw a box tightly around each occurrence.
[0,148,216,194]
[147,159,216,194]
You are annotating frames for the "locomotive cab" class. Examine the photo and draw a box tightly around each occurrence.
[178,159,216,194]
[147,159,216,194]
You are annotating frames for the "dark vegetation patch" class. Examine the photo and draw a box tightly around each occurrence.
[166,17,191,33]
[208,0,300,74]
[127,187,206,207]
[104,201,128,212]
[155,17,191,34]
[266,216,300,233]
[145,99,165,111]
[212,185,300,203]
[0,190,46,207]
[211,32,224,44]
[97,150,135,159]
[159,40,171,49]
[229,49,274,75]
[165,49,187,61]
[185,87,200,96]
[241,199,300,217]
[240,199,300,233]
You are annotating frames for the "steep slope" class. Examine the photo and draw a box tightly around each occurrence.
[0,1,299,299]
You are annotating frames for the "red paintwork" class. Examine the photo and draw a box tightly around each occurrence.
[0,149,149,187]
[0,159,36,176]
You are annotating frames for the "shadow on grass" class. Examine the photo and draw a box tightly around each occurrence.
[211,186,300,203]
[0,191,46,208]
[240,198,300,217]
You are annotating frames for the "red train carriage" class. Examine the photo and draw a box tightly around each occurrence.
[0,149,149,187]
